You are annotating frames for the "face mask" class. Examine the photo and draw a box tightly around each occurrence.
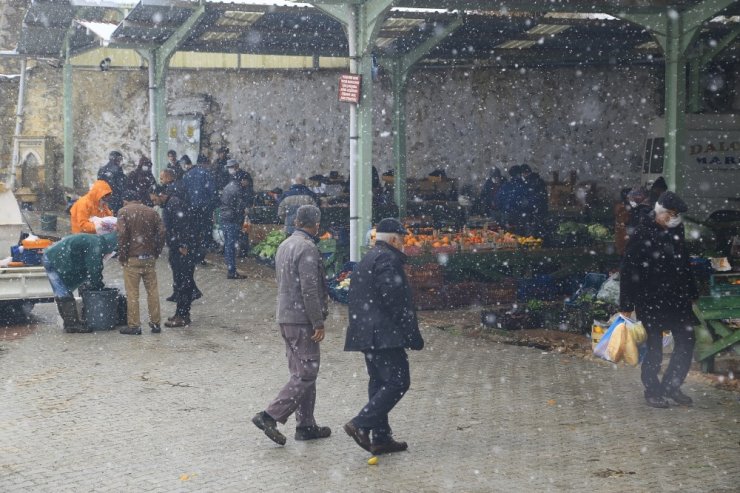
[142,166,149,171]
[629,200,637,208]
[228,168,237,175]
[666,215,682,228]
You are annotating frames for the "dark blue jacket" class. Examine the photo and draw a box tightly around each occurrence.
[182,166,215,209]
[345,241,424,352]
[97,160,126,213]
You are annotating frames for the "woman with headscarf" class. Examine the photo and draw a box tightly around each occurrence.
[126,156,157,206]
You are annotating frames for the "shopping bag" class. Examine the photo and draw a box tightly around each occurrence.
[623,328,639,366]
[594,315,623,361]
[606,322,627,362]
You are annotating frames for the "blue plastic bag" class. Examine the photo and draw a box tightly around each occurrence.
[593,314,627,362]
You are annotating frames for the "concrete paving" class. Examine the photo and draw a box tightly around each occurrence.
[0,253,738,492]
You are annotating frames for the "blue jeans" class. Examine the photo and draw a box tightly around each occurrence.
[42,253,73,298]
[222,222,239,275]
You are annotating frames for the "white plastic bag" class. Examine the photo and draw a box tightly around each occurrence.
[91,216,117,235]
[596,272,620,305]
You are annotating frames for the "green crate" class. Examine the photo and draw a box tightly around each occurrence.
[710,273,740,297]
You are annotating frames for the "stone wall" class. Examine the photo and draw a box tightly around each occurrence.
[13,60,740,199]
[169,64,663,193]
[0,0,27,170]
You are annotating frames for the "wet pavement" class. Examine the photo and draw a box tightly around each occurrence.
[0,252,738,492]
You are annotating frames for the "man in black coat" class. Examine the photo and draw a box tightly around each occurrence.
[155,169,198,328]
[343,218,424,455]
[97,150,126,214]
[620,191,698,409]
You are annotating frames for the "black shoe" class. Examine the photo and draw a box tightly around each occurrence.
[191,290,202,301]
[295,425,332,441]
[665,388,693,406]
[645,395,670,409]
[252,411,286,445]
[149,322,161,334]
[343,421,372,452]
[371,439,408,455]
[166,294,176,302]
[200,260,208,266]
[165,316,190,328]
[227,272,247,280]
[119,326,142,335]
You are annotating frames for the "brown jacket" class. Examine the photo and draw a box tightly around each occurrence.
[117,202,165,264]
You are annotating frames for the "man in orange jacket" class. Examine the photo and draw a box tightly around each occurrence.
[70,180,114,234]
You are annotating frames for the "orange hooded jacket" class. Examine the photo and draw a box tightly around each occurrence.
[70,180,114,234]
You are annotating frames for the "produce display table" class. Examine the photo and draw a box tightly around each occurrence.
[693,295,740,372]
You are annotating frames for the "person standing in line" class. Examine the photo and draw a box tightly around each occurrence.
[117,190,166,335]
[181,154,216,266]
[126,156,157,206]
[277,175,319,235]
[214,146,231,192]
[156,169,198,328]
[97,150,127,214]
[252,205,331,446]
[220,160,251,279]
[343,218,424,456]
[620,191,698,409]
[166,149,184,180]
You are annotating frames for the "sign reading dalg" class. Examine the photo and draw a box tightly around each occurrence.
[338,74,362,104]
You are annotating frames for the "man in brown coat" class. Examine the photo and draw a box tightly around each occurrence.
[117,190,166,335]
[252,205,330,445]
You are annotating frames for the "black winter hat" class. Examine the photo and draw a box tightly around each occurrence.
[122,190,140,202]
[650,176,668,192]
[178,155,192,166]
[657,191,688,213]
[376,218,408,235]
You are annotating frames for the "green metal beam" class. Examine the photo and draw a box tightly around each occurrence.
[688,59,702,113]
[390,58,407,219]
[663,11,687,193]
[682,0,737,32]
[700,25,740,66]
[151,1,206,173]
[381,17,462,219]
[312,3,349,24]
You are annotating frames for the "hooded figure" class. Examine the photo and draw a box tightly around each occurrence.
[70,180,113,234]
[42,232,118,333]
[126,156,157,206]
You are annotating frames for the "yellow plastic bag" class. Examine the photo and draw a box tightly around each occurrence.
[623,328,639,366]
[626,320,646,345]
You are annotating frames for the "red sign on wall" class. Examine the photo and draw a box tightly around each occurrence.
[338,74,362,104]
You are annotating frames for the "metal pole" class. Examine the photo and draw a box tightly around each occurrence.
[147,51,157,163]
[63,57,74,190]
[348,5,359,261]
[663,13,687,192]
[391,58,407,219]
[9,57,27,190]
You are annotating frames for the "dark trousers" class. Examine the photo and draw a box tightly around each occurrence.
[222,222,239,275]
[640,313,696,397]
[191,206,212,262]
[169,248,195,318]
[352,348,410,443]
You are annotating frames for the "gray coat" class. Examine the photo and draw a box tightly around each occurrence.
[275,229,328,329]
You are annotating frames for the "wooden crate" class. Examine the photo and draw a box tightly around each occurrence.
[413,287,445,311]
[443,282,481,308]
[405,263,444,289]
[478,279,517,306]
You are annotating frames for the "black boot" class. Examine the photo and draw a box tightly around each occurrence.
[55,297,91,333]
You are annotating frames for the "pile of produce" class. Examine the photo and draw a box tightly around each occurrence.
[251,230,288,260]
[557,222,611,242]
[391,228,542,253]
[587,224,611,241]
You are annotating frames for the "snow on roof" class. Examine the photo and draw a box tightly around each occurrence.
[76,21,118,43]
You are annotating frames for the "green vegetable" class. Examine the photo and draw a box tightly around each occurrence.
[557,221,587,236]
[252,231,288,259]
[587,224,611,241]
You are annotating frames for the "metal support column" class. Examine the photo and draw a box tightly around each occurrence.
[390,58,407,218]
[383,16,462,219]
[316,0,393,261]
[63,56,74,189]
[148,1,206,173]
[663,13,687,192]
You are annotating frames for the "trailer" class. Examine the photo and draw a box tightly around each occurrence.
[0,186,54,316]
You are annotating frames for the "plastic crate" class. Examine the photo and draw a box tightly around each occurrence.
[21,249,44,266]
[710,273,740,297]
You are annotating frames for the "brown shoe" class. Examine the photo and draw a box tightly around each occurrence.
[371,439,408,455]
[343,421,372,452]
[165,316,190,328]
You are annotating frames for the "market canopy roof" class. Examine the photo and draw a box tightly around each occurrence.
[15,0,740,65]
